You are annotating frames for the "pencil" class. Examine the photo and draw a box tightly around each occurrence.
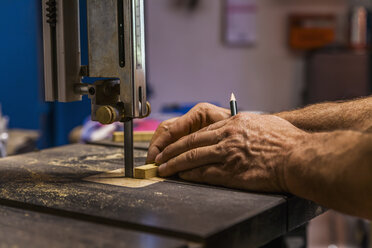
[230,93,238,116]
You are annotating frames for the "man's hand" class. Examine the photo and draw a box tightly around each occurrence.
[146,103,230,164]
[147,100,372,219]
[152,112,308,193]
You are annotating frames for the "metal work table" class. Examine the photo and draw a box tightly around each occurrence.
[0,144,325,247]
[0,205,186,248]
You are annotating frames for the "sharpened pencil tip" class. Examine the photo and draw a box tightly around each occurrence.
[230,93,236,102]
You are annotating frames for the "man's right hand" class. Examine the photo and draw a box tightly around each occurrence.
[146,103,230,164]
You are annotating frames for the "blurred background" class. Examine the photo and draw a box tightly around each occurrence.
[0,0,371,247]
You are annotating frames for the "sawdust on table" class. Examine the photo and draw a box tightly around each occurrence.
[83,168,164,188]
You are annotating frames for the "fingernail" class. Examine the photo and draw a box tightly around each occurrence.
[158,163,167,175]
[155,153,163,163]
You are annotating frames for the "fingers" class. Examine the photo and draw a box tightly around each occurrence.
[155,130,221,164]
[179,165,272,192]
[203,118,229,132]
[150,118,178,145]
[147,113,199,163]
[147,115,194,163]
[146,118,178,163]
[179,164,227,186]
[146,103,230,163]
[158,145,223,177]
[155,118,230,163]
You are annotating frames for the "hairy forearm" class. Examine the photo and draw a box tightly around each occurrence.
[276,96,372,132]
[285,131,372,219]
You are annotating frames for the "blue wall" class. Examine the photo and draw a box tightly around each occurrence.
[0,0,44,130]
[0,0,91,148]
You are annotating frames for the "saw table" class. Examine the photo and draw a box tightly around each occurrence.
[0,144,325,248]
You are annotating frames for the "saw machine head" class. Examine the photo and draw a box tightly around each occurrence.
[42,0,150,177]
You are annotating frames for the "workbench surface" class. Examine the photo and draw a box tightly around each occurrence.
[0,204,186,248]
[0,144,325,248]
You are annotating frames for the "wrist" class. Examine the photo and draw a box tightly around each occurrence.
[283,130,360,196]
[267,126,310,193]
[282,131,318,194]
[274,111,294,123]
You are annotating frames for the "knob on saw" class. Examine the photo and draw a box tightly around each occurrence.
[96,106,119,125]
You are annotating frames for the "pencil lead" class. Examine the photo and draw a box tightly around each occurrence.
[230,93,236,101]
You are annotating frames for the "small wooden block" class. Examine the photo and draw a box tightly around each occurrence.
[112,131,155,143]
[134,131,155,142]
[112,132,124,142]
[134,164,158,179]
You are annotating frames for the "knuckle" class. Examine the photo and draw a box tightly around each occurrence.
[215,143,223,153]
[185,149,198,162]
[192,103,212,116]
[231,134,243,144]
[232,113,244,121]
[194,102,211,111]
[224,148,242,164]
[219,143,231,164]
[206,124,213,131]
[223,126,236,136]
[225,145,235,156]
[215,143,226,160]
[188,103,215,127]
[216,129,225,142]
[187,133,197,148]
[159,121,169,132]
[159,121,175,138]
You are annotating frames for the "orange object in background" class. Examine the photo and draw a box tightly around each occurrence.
[289,14,337,51]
